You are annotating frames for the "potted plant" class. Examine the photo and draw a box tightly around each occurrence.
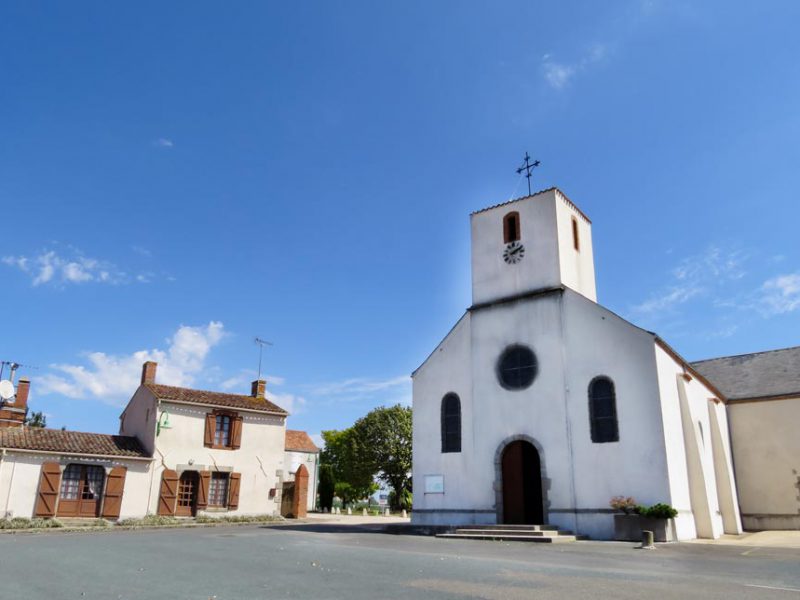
[611,497,679,542]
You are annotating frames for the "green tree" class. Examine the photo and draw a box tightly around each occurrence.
[318,464,335,511]
[25,411,46,428]
[352,405,412,511]
[321,428,376,505]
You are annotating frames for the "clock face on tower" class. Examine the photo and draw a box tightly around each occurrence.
[503,241,525,264]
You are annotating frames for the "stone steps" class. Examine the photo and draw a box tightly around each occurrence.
[436,524,582,543]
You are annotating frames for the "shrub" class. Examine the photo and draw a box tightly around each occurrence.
[609,496,637,514]
[318,465,335,512]
[639,503,678,520]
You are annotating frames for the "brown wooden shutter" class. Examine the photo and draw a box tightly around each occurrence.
[230,415,243,449]
[197,471,211,509]
[227,472,241,510]
[204,413,215,447]
[34,462,62,518]
[157,469,179,516]
[101,466,128,519]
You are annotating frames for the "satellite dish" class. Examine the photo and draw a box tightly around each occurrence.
[0,380,14,401]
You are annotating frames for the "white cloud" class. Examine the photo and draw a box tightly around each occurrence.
[38,322,225,405]
[541,43,609,90]
[306,375,411,406]
[267,391,307,415]
[759,273,800,316]
[219,371,285,392]
[632,245,747,315]
[2,248,151,287]
[154,138,174,148]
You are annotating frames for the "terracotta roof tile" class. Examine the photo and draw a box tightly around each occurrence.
[146,383,289,415]
[0,428,149,458]
[285,429,319,453]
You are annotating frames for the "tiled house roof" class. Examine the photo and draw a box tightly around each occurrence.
[285,429,319,453]
[691,346,800,401]
[0,428,149,458]
[146,383,289,415]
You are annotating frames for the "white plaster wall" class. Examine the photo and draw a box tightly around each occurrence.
[471,190,561,306]
[729,398,800,530]
[654,346,735,539]
[412,314,479,524]
[119,386,158,455]
[554,192,597,302]
[285,450,319,511]
[0,451,153,519]
[151,401,286,516]
[561,291,670,540]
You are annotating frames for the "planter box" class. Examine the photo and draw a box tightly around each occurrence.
[614,514,677,542]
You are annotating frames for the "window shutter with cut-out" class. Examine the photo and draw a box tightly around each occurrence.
[228,472,241,509]
[34,462,62,518]
[231,415,243,449]
[197,471,211,509]
[157,469,179,516]
[101,466,127,519]
[204,413,215,447]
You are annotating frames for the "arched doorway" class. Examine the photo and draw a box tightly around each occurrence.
[501,440,544,524]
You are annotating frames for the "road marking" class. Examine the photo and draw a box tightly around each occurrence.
[745,584,800,593]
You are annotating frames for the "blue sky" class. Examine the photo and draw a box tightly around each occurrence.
[2,1,799,442]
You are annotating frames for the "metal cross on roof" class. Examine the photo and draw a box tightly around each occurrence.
[516,152,541,196]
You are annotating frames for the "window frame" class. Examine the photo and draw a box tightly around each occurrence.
[212,411,235,449]
[497,345,538,391]
[588,376,619,443]
[208,472,230,507]
[571,216,580,251]
[503,211,521,244]
[440,393,462,453]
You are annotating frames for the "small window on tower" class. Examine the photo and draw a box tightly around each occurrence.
[504,212,521,243]
[571,217,580,251]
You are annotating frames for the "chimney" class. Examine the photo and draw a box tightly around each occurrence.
[141,361,158,385]
[15,378,30,410]
[251,379,266,399]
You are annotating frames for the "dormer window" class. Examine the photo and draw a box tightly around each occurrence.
[503,211,521,243]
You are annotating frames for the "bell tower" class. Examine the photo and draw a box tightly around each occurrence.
[470,187,597,306]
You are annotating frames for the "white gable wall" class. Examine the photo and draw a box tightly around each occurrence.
[412,314,477,523]
[561,290,670,539]
[150,401,286,516]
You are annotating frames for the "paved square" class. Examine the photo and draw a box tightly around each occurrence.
[0,524,798,599]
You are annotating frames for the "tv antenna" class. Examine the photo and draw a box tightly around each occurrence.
[516,152,541,196]
[0,361,38,383]
[254,338,273,380]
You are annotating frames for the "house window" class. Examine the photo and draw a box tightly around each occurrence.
[441,393,461,453]
[589,377,619,443]
[209,473,229,507]
[571,217,580,251]
[60,464,82,500]
[503,211,521,243]
[497,345,538,390]
[215,414,232,447]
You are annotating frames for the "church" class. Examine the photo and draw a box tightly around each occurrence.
[411,187,800,540]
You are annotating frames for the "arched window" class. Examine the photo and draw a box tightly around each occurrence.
[503,211,521,243]
[441,393,461,453]
[588,377,619,443]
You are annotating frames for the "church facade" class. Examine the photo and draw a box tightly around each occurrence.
[411,188,745,540]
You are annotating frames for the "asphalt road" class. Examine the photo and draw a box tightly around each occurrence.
[0,523,798,599]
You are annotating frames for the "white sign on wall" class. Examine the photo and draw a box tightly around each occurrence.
[424,474,444,494]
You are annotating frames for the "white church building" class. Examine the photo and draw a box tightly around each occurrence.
[412,187,751,541]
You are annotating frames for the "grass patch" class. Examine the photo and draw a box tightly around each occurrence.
[117,515,180,527]
[195,514,280,524]
[0,517,64,529]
